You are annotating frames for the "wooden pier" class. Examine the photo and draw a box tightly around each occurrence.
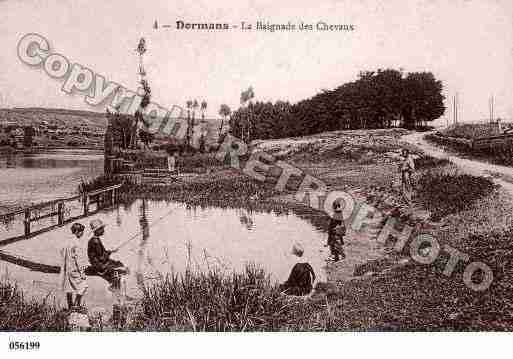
[0,184,123,246]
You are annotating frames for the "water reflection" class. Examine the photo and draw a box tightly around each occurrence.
[0,149,104,212]
[0,198,327,309]
[0,149,103,169]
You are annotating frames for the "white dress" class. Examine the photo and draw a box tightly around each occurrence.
[167,155,176,172]
[59,238,88,295]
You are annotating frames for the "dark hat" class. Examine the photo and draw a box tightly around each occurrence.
[71,222,85,234]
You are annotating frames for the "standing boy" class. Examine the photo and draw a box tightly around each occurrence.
[327,201,346,261]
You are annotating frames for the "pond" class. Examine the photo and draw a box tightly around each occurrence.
[0,199,327,310]
[0,149,103,213]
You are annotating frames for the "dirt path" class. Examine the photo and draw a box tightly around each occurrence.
[402,131,513,194]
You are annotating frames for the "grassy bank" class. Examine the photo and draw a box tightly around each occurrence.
[1,266,340,331]
[0,281,66,331]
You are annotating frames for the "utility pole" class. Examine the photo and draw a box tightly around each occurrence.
[452,93,459,125]
[489,95,494,123]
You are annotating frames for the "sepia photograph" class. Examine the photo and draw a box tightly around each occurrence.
[0,0,512,356]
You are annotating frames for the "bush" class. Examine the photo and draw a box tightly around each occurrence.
[416,170,495,219]
[414,155,450,170]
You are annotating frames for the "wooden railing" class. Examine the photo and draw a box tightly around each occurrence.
[0,184,123,246]
[430,132,513,150]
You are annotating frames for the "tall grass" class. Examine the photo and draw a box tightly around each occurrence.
[131,265,306,331]
[0,281,66,330]
[121,175,279,210]
[177,152,224,173]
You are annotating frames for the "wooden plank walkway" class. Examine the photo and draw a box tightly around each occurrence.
[0,184,123,247]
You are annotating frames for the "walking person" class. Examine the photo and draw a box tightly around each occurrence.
[327,201,346,262]
[279,243,316,296]
[399,148,415,203]
[60,223,88,311]
[87,219,127,291]
[167,150,176,173]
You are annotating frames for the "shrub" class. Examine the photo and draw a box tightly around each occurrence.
[414,155,450,170]
[416,170,495,219]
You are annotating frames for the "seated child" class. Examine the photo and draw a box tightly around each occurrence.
[279,243,316,296]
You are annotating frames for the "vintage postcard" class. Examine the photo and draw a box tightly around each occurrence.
[0,0,512,356]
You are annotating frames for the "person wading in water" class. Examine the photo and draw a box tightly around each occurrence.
[327,201,346,262]
[60,223,88,311]
[87,219,127,291]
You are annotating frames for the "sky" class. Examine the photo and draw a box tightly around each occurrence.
[0,0,512,125]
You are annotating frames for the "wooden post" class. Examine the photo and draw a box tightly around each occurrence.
[111,188,116,205]
[24,208,30,237]
[57,202,64,225]
[83,194,89,216]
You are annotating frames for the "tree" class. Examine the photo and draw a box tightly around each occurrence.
[218,104,231,140]
[240,86,255,142]
[186,100,194,148]
[133,37,152,148]
[201,100,207,121]
[139,129,154,149]
[107,106,134,149]
[228,68,444,141]
[23,126,35,147]
[402,72,445,128]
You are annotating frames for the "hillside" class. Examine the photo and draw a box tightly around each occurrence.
[0,107,108,130]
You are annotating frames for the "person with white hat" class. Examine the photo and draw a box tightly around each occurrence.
[279,243,316,296]
[87,219,125,290]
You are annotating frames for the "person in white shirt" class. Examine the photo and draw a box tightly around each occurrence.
[167,151,177,173]
[399,149,415,198]
[60,223,88,311]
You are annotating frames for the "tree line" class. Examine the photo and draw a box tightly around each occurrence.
[229,69,445,141]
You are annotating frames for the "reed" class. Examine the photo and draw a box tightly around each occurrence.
[0,280,67,330]
[128,264,330,331]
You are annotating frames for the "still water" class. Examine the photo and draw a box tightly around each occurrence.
[0,199,327,310]
[0,149,103,212]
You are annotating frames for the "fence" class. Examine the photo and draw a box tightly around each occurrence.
[0,184,123,246]
[430,133,513,150]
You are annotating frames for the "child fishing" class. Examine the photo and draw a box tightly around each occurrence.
[87,219,128,291]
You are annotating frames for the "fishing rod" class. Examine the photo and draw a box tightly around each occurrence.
[112,207,175,253]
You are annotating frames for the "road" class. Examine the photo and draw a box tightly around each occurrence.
[402,131,513,194]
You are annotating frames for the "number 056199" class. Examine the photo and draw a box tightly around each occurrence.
[9,341,40,350]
